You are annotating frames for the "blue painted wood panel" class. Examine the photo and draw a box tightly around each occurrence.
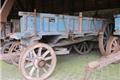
[19,12,106,37]
[114,15,120,31]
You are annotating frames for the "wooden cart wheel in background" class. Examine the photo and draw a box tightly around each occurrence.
[98,23,114,55]
[19,43,57,80]
[9,41,24,66]
[1,41,15,64]
[73,41,93,55]
[106,36,120,56]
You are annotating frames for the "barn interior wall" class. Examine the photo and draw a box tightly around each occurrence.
[1,0,120,20]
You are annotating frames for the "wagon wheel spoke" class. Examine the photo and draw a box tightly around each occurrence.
[42,50,50,58]
[26,57,34,62]
[78,44,82,49]
[83,47,86,52]
[83,44,86,52]
[85,42,89,50]
[36,68,40,78]
[45,56,52,61]
[46,63,51,68]
[13,47,20,52]
[106,36,120,55]
[2,42,14,54]
[25,62,33,68]
[28,52,34,58]
[15,45,21,51]
[19,43,57,80]
[84,42,89,52]
[42,68,48,73]
[113,40,118,46]
[104,31,108,37]
[80,44,84,51]
[32,50,37,58]
[29,66,36,76]
[38,48,42,56]
[103,39,107,48]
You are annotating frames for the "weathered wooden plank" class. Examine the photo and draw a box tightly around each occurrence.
[83,51,120,80]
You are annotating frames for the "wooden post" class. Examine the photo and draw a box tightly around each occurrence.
[79,12,83,33]
[33,9,37,36]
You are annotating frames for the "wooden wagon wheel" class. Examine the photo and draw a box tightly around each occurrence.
[98,23,113,55]
[106,36,120,56]
[9,41,24,66]
[19,43,57,80]
[73,41,93,55]
[1,41,15,64]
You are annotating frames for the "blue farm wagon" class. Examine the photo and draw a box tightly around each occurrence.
[1,11,114,80]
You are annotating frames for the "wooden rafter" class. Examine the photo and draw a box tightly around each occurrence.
[0,0,14,22]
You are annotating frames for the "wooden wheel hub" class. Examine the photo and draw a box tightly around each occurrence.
[34,57,46,68]
[38,60,46,68]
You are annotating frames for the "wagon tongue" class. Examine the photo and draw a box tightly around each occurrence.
[83,51,120,80]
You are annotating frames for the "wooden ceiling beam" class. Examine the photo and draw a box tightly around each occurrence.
[0,0,14,22]
[6,0,120,19]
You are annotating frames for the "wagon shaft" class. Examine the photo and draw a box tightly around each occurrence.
[84,51,120,80]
